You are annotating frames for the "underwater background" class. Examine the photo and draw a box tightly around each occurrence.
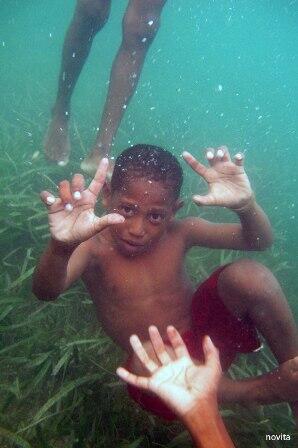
[0,0,297,446]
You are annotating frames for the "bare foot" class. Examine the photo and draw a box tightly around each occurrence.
[44,115,70,165]
[80,149,114,178]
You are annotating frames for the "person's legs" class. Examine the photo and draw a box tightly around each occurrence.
[81,0,167,174]
[45,0,111,165]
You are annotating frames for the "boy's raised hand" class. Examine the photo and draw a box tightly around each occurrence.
[117,326,222,419]
[40,158,124,244]
[183,146,253,209]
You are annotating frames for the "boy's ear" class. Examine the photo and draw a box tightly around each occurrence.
[101,181,111,208]
[172,198,184,213]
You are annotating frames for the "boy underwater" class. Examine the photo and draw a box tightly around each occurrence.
[33,144,298,422]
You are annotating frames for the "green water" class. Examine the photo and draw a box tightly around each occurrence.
[1,0,298,446]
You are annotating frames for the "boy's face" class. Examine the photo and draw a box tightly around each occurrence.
[105,178,182,257]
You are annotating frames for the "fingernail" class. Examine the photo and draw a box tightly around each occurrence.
[65,203,73,212]
[57,160,67,167]
[73,191,81,200]
[117,367,127,378]
[46,196,55,205]
[101,157,109,165]
[108,214,125,223]
[217,149,224,158]
[235,153,243,160]
[130,334,138,344]
[206,150,214,160]
[182,151,191,158]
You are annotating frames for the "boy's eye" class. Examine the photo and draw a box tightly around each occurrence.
[120,206,135,216]
[149,213,164,224]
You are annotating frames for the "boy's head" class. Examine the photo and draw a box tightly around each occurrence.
[105,144,184,256]
[110,144,183,200]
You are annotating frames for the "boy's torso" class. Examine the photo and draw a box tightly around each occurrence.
[82,220,194,352]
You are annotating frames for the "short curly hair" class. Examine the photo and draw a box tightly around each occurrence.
[110,144,183,200]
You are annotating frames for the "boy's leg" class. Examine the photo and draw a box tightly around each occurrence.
[217,259,298,418]
[81,0,167,174]
[45,0,112,165]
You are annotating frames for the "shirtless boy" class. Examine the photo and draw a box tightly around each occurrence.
[33,144,298,422]
[45,0,167,172]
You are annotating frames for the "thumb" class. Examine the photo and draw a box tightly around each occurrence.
[192,194,216,206]
[93,213,125,233]
[202,336,221,373]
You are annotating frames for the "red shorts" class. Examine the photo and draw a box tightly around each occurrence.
[125,265,261,421]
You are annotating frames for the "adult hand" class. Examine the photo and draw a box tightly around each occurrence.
[117,325,222,419]
[183,146,253,210]
[40,158,124,244]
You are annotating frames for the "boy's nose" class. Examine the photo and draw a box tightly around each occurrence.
[128,218,146,238]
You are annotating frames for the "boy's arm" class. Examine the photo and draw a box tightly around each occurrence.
[32,238,92,300]
[182,196,273,251]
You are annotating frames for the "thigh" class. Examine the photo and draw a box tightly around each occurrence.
[126,0,167,15]
[76,0,111,20]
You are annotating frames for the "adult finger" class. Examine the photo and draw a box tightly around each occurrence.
[215,146,231,163]
[116,367,150,390]
[129,334,159,375]
[88,157,109,198]
[59,180,73,211]
[166,326,191,359]
[71,173,85,200]
[182,151,208,179]
[234,152,245,167]
[202,336,222,374]
[148,326,172,365]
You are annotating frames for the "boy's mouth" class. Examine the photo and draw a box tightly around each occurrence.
[121,238,145,248]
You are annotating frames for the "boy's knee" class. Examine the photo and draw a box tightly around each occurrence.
[122,8,161,48]
[219,259,279,303]
[77,0,111,24]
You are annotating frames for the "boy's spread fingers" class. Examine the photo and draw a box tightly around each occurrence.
[148,326,172,365]
[88,157,109,197]
[166,326,191,359]
[182,151,208,178]
[71,173,85,199]
[130,334,158,374]
[116,367,150,390]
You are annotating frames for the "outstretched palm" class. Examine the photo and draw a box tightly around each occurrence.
[40,158,124,244]
[183,146,253,209]
[117,326,222,418]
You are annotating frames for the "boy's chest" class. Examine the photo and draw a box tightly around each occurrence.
[84,233,187,301]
